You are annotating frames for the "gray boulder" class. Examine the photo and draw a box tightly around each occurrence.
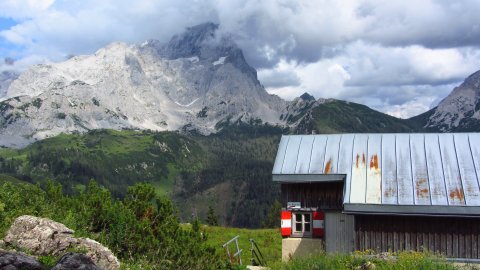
[4,215,76,256]
[76,238,119,270]
[0,251,44,270]
[52,252,101,270]
[3,215,120,270]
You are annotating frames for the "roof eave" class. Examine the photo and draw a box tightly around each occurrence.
[344,203,480,217]
[272,174,346,183]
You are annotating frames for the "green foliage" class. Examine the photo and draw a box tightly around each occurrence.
[204,226,281,266]
[298,100,420,134]
[0,182,53,238]
[206,206,219,226]
[262,200,281,228]
[0,129,205,197]
[0,179,222,269]
[274,252,457,270]
[38,255,59,268]
[0,127,282,228]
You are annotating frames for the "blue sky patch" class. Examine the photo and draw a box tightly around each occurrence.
[0,17,17,31]
[0,17,22,59]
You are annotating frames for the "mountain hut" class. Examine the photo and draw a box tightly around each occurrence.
[273,133,480,261]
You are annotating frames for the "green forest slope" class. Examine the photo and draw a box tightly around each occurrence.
[0,126,283,228]
[0,101,431,228]
[297,100,422,134]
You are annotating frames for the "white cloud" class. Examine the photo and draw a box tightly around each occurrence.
[0,0,55,19]
[261,42,480,118]
[1,0,480,118]
[386,97,437,119]
[260,59,352,100]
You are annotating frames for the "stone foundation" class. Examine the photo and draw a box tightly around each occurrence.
[282,238,324,261]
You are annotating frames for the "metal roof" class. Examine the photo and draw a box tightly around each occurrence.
[272,133,480,216]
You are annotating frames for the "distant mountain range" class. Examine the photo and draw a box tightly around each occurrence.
[0,22,479,148]
[412,70,480,132]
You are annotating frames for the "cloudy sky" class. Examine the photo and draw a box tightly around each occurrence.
[1,0,480,118]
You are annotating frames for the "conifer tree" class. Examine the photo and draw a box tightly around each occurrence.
[206,205,219,226]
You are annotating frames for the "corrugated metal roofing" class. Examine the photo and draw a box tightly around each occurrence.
[272,133,480,215]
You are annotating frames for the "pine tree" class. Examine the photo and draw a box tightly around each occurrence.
[206,205,219,226]
[261,200,281,228]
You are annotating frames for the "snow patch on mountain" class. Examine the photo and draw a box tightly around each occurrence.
[213,56,227,66]
[174,98,199,107]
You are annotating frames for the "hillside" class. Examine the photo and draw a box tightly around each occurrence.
[295,99,421,134]
[0,100,425,230]
[0,126,283,228]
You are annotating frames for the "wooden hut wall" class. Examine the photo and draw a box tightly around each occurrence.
[281,182,343,210]
[355,215,480,259]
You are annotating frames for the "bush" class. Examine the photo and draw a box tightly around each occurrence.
[0,180,223,269]
[274,251,456,270]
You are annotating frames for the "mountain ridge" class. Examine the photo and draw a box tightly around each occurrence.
[419,70,480,131]
[0,23,287,147]
[1,22,480,148]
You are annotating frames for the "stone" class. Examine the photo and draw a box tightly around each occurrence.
[4,215,76,256]
[4,215,120,270]
[52,252,101,270]
[77,238,120,270]
[0,251,43,270]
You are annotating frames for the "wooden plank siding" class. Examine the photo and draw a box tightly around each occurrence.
[281,182,344,210]
[355,215,480,258]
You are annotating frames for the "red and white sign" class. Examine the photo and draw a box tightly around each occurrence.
[312,211,325,237]
[280,211,292,237]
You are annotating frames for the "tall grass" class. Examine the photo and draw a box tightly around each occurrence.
[272,251,458,270]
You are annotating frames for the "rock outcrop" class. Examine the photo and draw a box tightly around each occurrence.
[0,22,286,148]
[4,215,76,256]
[0,251,44,270]
[76,238,120,270]
[422,70,480,131]
[3,215,120,270]
[52,252,101,270]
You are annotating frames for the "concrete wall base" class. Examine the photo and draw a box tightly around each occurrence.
[282,238,324,261]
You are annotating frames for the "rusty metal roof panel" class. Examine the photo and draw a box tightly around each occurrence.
[467,133,480,205]
[366,134,382,204]
[453,133,480,205]
[410,134,431,205]
[425,134,448,205]
[381,134,397,205]
[439,134,465,206]
[396,134,414,205]
[324,135,341,174]
[350,134,368,204]
[338,134,355,203]
[272,133,480,215]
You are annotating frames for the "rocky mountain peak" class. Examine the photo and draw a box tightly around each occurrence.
[299,92,315,101]
[162,22,219,60]
[423,69,480,131]
[460,69,480,90]
[0,22,287,147]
